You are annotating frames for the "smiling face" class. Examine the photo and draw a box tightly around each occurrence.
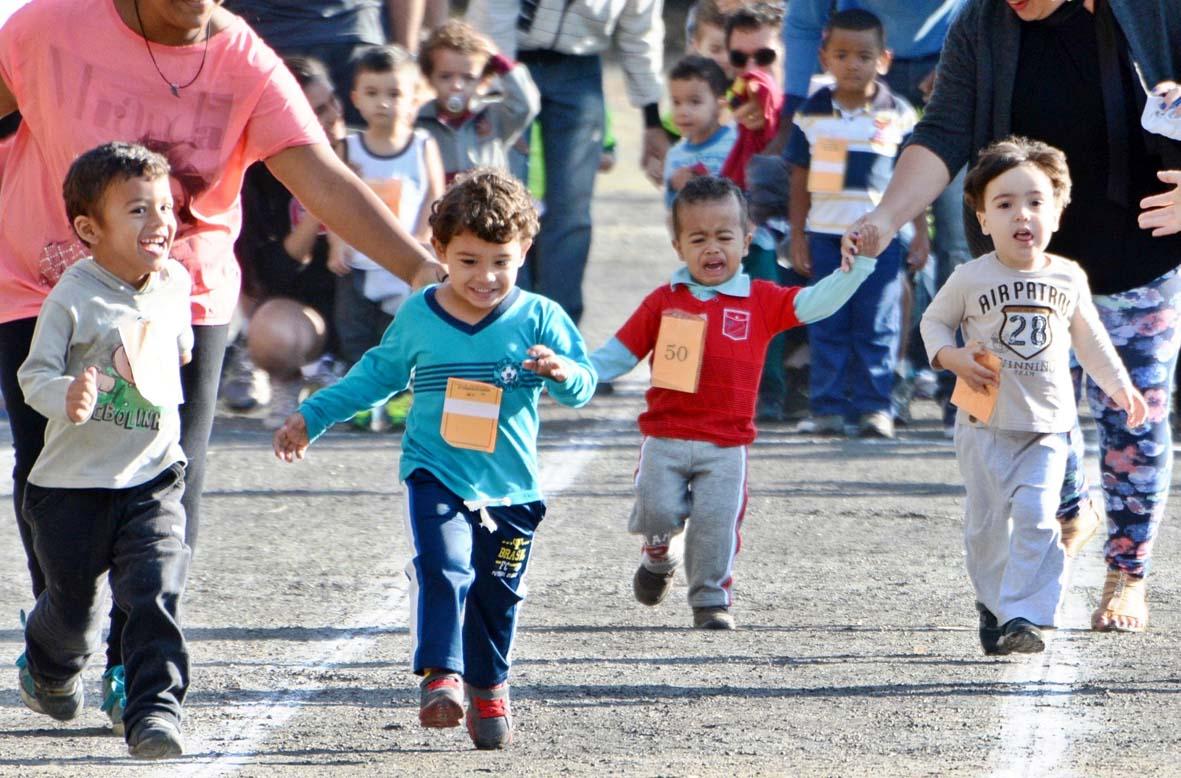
[351,66,418,133]
[669,77,723,145]
[672,195,752,286]
[432,230,530,319]
[1005,0,1071,22]
[74,174,177,287]
[976,163,1063,269]
[427,48,488,116]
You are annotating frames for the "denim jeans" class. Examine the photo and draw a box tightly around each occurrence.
[518,50,605,325]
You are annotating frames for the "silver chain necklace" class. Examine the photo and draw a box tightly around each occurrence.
[133,0,210,97]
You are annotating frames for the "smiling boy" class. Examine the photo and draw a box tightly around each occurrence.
[592,176,875,629]
[273,168,594,749]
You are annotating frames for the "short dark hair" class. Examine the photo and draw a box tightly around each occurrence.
[352,44,415,85]
[725,3,784,46]
[822,9,886,49]
[429,168,539,247]
[687,0,727,41]
[420,20,493,76]
[963,136,1072,213]
[668,55,730,98]
[284,55,333,91]
[671,176,749,236]
[63,142,171,232]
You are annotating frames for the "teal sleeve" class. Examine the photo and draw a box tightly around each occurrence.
[590,337,641,383]
[538,302,597,407]
[298,317,412,441]
[793,256,877,324]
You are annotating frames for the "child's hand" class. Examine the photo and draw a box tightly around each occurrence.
[523,345,568,382]
[273,412,311,463]
[669,165,698,192]
[938,341,999,393]
[1112,386,1149,428]
[65,366,98,423]
[790,237,812,278]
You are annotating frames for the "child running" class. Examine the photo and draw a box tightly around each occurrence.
[919,137,1147,655]
[17,142,193,758]
[592,176,875,630]
[273,168,595,749]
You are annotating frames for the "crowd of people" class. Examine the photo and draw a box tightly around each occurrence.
[1,0,1181,760]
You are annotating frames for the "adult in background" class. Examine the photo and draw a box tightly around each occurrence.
[467,0,667,324]
[0,0,441,732]
[842,0,1181,633]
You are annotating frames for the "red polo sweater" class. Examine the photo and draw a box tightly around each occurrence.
[615,281,802,446]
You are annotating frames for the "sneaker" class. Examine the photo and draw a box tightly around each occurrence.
[101,665,127,736]
[263,377,303,430]
[419,671,464,728]
[465,682,512,750]
[633,565,674,606]
[976,602,1009,656]
[692,606,736,630]
[127,715,184,759]
[913,369,938,400]
[1059,499,1102,558]
[302,353,347,391]
[794,414,845,435]
[220,341,270,411]
[17,653,83,721]
[891,375,915,427]
[857,411,895,439]
[384,393,413,429]
[997,617,1045,654]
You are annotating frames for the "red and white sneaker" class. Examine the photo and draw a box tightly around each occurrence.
[465,682,512,749]
[418,672,463,728]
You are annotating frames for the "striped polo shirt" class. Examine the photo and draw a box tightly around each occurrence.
[784,81,916,235]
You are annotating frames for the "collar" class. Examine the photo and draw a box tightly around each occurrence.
[670,267,751,300]
[829,79,895,117]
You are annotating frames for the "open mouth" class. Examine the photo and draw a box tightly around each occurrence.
[140,236,169,256]
[1012,228,1034,244]
[702,258,727,273]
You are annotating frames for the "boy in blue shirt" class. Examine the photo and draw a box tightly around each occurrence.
[272,168,595,750]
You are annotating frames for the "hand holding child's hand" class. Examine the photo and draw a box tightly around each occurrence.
[66,366,98,423]
[939,340,999,393]
[1113,386,1149,428]
[273,412,311,463]
[523,345,568,382]
[790,237,813,278]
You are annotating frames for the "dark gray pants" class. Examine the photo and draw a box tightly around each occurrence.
[23,463,191,731]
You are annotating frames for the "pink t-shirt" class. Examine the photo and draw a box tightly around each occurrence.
[0,0,328,325]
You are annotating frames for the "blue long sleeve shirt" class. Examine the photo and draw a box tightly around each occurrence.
[299,286,596,505]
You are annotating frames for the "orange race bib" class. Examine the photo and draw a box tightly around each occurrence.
[651,314,706,393]
[807,137,848,193]
[440,377,502,453]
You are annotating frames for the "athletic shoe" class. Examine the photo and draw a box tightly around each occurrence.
[419,672,464,728]
[692,606,736,630]
[17,653,83,721]
[1059,499,1102,558]
[384,393,413,429]
[633,565,674,606]
[101,665,127,736]
[857,411,895,439]
[794,415,845,435]
[303,354,347,391]
[997,617,1045,654]
[127,715,184,759]
[976,602,1009,656]
[220,341,270,411]
[263,378,303,430]
[465,682,512,750]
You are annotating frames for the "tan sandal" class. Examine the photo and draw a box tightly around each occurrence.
[1092,569,1148,632]
[1059,499,1102,558]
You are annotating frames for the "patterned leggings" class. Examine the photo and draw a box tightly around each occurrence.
[1060,268,1181,578]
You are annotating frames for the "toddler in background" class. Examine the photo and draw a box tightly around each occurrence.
[663,56,736,210]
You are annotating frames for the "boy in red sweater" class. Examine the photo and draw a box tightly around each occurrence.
[591,177,875,629]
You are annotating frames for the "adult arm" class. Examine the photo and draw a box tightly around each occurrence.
[265,143,443,288]
[387,0,426,52]
[781,0,829,117]
[0,74,14,120]
[616,0,668,178]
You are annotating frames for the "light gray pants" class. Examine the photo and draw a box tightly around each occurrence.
[630,437,748,608]
[955,425,1070,627]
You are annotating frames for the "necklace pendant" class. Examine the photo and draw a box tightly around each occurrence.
[170,83,180,97]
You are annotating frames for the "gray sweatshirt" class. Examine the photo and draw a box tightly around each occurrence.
[921,252,1131,433]
[19,259,193,489]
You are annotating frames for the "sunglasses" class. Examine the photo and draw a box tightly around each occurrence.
[729,47,777,69]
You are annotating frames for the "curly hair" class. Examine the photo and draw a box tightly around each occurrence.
[671,175,749,236]
[964,136,1073,213]
[429,168,539,247]
[63,141,171,227]
[420,20,494,76]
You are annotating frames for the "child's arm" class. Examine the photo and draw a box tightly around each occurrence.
[919,268,999,392]
[17,301,90,423]
[791,255,877,324]
[1070,280,1148,427]
[788,163,812,276]
[522,302,597,407]
[487,54,540,146]
[414,138,447,243]
[590,338,641,383]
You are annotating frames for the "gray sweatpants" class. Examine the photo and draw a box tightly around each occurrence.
[955,425,1070,627]
[630,436,747,609]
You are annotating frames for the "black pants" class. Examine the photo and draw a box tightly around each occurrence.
[0,318,226,666]
[24,463,190,731]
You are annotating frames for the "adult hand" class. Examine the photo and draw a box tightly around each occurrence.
[1139,170,1181,237]
[842,210,898,262]
[641,127,671,187]
[733,99,767,132]
[1113,386,1148,429]
[789,237,812,278]
[523,345,568,382]
[918,69,936,103]
[411,257,449,290]
[65,366,98,423]
[273,412,310,462]
[937,341,999,393]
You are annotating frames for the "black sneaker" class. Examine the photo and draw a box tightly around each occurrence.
[127,714,184,759]
[692,606,736,630]
[633,565,674,606]
[998,617,1045,654]
[976,602,1009,656]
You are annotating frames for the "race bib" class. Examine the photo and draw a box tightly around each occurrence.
[118,318,183,407]
[651,314,706,393]
[950,351,1001,424]
[440,377,502,453]
[807,137,848,193]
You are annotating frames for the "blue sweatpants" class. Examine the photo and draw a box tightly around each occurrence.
[403,469,544,687]
[807,232,903,419]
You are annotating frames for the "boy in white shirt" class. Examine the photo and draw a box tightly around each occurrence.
[920,137,1147,655]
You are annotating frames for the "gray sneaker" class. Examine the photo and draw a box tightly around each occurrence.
[17,655,83,721]
[633,565,674,606]
[465,683,512,750]
[692,606,736,630]
[419,671,464,728]
[221,342,271,412]
[127,715,184,759]
[795,415,845,435]
[857,411,895,439]
[263,378,303,430]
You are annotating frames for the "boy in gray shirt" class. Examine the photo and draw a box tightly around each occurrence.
[16,142,193,759]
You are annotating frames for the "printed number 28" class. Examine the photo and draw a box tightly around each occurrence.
[1007,314,1048,346]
